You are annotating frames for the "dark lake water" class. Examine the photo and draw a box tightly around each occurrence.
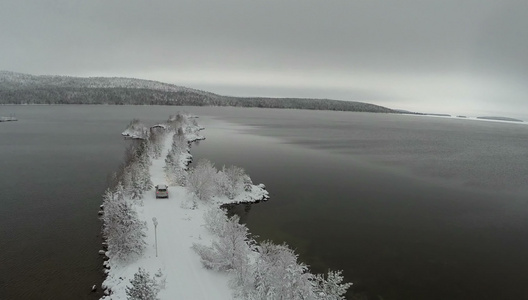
[190,108,528,300]
[1,105,528,300]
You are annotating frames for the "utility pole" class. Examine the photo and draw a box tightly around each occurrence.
[152,217,158,257]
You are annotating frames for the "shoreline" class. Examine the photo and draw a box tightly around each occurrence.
[2,103,527,126]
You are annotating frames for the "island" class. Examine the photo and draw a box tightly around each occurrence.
[0,115,17,122]
[477,116,524,122]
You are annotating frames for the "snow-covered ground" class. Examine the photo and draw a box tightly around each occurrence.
[0,116,17,122]
[101,118,268,299]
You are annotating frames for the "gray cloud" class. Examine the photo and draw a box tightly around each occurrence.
[1,0,527,118]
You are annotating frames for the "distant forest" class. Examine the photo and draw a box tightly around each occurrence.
[0,71,394,113]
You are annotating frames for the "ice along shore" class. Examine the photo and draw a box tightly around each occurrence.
[99,113,351,300]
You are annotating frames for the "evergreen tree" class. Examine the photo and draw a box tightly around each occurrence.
[102,183,147,262]
[164,132,189,185]
[314,270,352,300]
[126,268,160,300]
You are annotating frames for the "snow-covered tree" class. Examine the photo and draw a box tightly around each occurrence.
[171,133,188,154]
[136,140,151,167]
[216,165,246,199]
[167,113,184,130]
[313,270,352,300]
[148,130,165,159]
[186,159,218,202]
[129,166,144,199]
[126,268,160,300]
[137,145,153,190]
[121,140,152,199]
[124,162,151,200]
[251,241,315,300]
[193,212,254,294]
[243,174,254,192]
[122,119,150,140]
[203,207,229,237]
[121,166,133,193]
[102,183,147,262]
[194,212,252,269]
[215,171,231,198]
[164,133,189,185]
[164,151,186,186]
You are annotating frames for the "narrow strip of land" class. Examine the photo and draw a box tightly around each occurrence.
[101,118,268,299]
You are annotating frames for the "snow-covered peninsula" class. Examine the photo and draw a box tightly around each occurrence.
[100,113,350,300]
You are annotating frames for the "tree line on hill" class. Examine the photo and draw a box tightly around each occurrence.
[0,71,394,113]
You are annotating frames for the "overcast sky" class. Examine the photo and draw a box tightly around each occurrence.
[1,0,527,118]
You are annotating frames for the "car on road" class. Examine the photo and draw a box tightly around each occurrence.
[155,184,169,198]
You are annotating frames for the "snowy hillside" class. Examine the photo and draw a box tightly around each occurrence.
[0,70,213,96]
[0,71,394,113]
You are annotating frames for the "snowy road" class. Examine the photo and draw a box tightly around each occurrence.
[138,135,233,299]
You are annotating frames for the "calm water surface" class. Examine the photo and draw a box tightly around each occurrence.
[191,108,528,300]
[0,105,197,299]
[1,105,528,300]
